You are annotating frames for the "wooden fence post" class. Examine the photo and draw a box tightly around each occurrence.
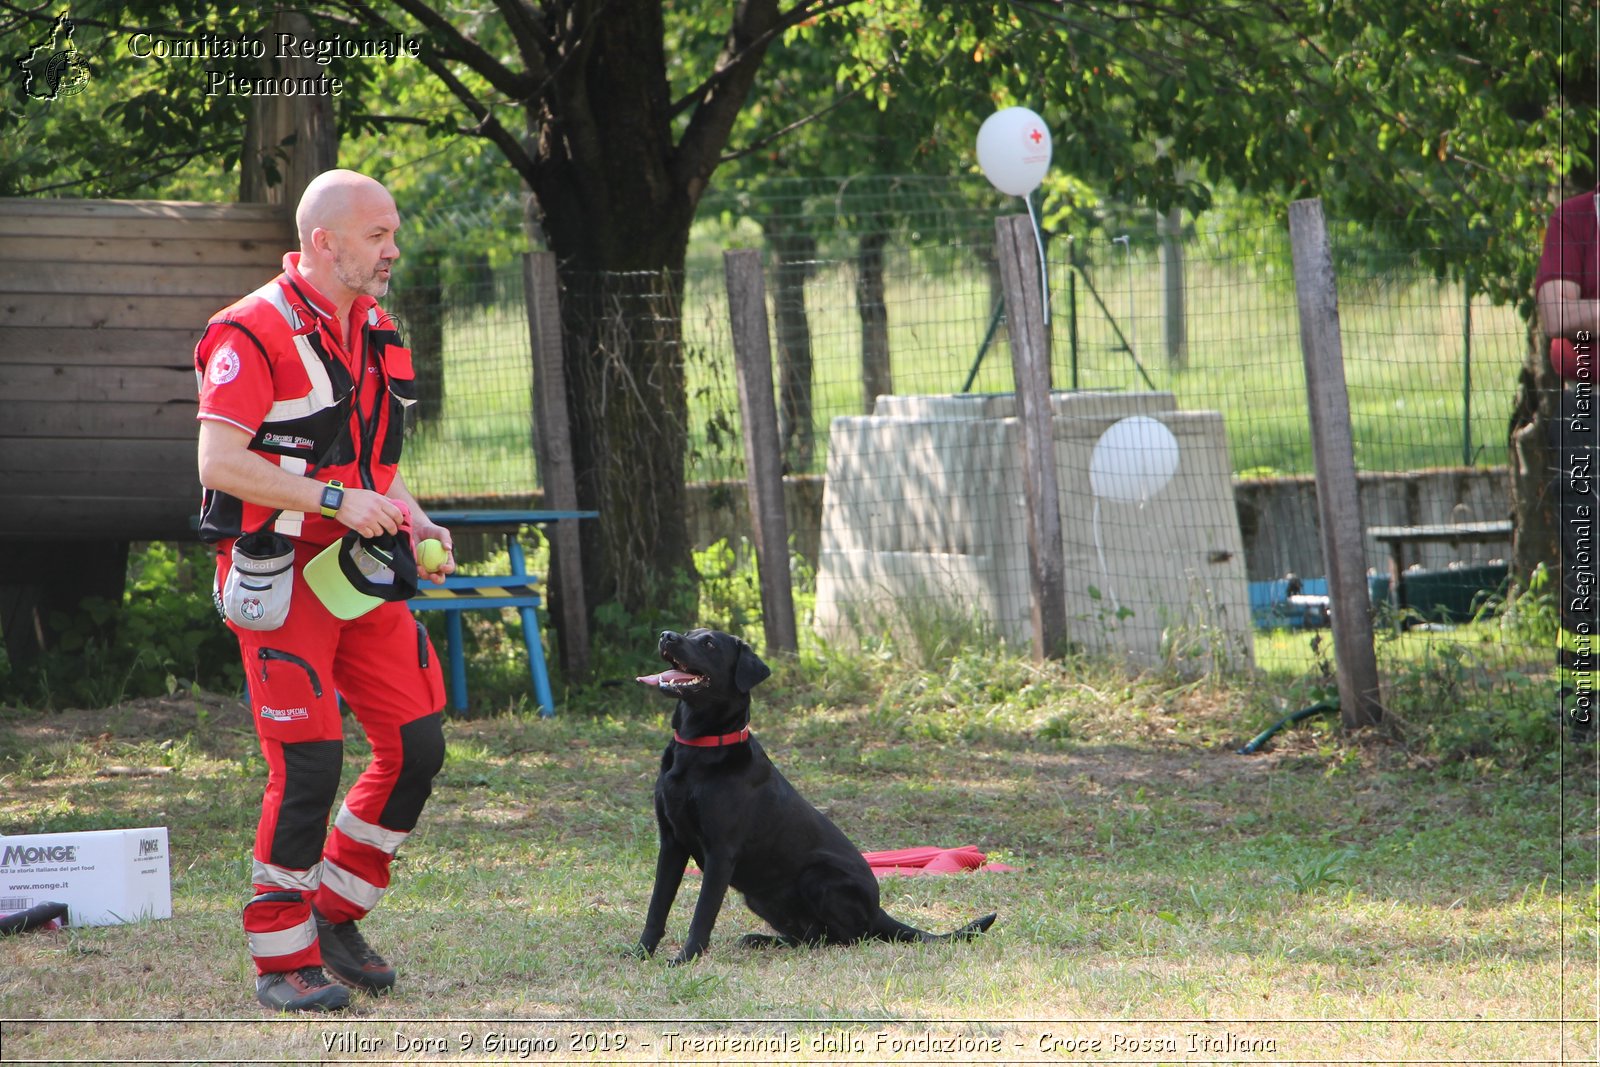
[1159,205,1188,369]
[995,215,1068,660]
[523,251,591,679]
[724,249,799,655]
[1288,198,1384,729]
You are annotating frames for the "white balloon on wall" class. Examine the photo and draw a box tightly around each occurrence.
[976,107,1052,197]
[1089,416,1181,503]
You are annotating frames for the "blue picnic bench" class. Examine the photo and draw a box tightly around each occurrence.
[411,509,597,717]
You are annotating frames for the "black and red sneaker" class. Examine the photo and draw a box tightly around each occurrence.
[255,966,352,1013]
[315,910,397,993]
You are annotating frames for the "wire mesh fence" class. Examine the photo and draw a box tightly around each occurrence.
[394,177,1547,674]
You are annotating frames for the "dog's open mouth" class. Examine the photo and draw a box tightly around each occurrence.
[636,656,709,692]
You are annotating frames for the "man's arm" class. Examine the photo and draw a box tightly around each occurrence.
[197,420,405,537]
[1538,278,1600,340]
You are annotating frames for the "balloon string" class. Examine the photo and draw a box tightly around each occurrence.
[1026,193,1050,327]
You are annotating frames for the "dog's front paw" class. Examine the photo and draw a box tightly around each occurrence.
[667,945,706,966]
[624,941,654,961]
[737,933,783,949]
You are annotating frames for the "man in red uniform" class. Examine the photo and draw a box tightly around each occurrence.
[196,170,455,1011]
[1536,184,1600,744]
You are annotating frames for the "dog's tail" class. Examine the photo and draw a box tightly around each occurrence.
[873,911,996,943]
[941,912,997,940]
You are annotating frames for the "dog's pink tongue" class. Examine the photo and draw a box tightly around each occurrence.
[636,670,698,687]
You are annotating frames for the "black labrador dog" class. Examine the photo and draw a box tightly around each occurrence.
[633,628,996,964]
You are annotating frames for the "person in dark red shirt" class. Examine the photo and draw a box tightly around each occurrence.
[1537,187,1600,344]
[1536,184,1600,744]
[196,170,455,1011]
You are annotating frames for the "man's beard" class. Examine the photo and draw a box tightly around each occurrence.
[334,255,390,298]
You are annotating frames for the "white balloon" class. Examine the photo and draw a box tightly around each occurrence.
[1089,416,1181,503]
[976,107,1052,197]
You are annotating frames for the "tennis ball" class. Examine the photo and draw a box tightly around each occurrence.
[418,538,447,572]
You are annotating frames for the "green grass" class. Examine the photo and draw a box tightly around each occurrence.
[0,641,1591,1063]
[401,240,1529,498]
[402,298,541,500]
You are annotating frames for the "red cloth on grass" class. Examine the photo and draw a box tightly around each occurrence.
[861,846,1015,877]
[688,845,1014,878]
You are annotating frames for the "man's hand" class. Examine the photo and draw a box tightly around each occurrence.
[335,488,407,539]
[384,472,454,585]
[409,518,454,585]
[408,517,455,585]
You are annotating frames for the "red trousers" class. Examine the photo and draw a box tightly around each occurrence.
[219,540,446,975]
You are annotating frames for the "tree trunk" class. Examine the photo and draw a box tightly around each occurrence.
[516,19,699,615]
[524,140,700,613]
[858,229,892,412]
[1508,315,1560,591]
[555,267,694,613]
[239,10,337,206]
[766,228,818,471]
[509,0,782,615]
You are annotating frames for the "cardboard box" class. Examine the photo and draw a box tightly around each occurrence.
[0,827,172,927]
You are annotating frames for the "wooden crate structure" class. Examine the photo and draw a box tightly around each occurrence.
[0,198,292,542]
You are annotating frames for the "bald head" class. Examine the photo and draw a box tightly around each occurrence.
[294,169,401,310]
[295,169,394,248]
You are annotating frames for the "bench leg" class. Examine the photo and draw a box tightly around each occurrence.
[520,604,556,718]
[445,609,468,712]
[508,535,556,717]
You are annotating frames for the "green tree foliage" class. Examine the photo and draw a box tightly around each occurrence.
[0,2,403,197]
[3,0,1592,604]
[908,0,1594,302]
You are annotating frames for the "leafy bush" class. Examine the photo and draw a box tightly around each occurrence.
[1381,635,1557,770]
[0,543,243,708]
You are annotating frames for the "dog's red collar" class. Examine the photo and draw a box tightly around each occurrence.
[673,727,751,747]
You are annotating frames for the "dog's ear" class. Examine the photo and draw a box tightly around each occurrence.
[733,642,771,693]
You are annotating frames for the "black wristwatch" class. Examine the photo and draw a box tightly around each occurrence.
[319,479,345,519]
